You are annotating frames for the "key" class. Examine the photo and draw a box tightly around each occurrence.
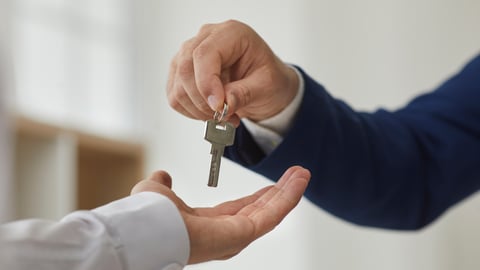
[204,119,235,187]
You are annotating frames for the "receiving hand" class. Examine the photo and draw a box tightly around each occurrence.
[166,20,299,125]
[131,166,310,264]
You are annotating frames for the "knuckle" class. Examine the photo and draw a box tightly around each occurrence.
[192,43,209,61]
[167,87,186,109]
[167,93,179,109]
[169,55,178,71]
[222,19,249,34]
[223,19,241,28]
[176,57,193,79]
[179,37,195,52]
[176,39,196,79]
[198,23,214,34]
[235,84,252,108]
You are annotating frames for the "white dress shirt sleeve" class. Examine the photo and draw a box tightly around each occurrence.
[0,192,190,270]
[242,66,305,154]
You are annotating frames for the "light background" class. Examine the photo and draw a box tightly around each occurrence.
[8,0,480,269]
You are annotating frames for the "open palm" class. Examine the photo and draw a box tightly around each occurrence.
[131,166,310,264]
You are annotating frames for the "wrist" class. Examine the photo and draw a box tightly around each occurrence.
[245,62,299,122]
[282,64,300,112]
[241,64,304,153]
[249,64,303,131]
[268,63,299,120]
[86,192,189,269]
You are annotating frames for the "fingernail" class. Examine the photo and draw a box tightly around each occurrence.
[208,95,219,111]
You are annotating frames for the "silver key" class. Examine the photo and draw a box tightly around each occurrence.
[204,119,235,187]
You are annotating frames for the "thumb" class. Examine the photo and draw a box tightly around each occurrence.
[225,68,282,122]
[225,64,297,122]
[130,170,173,195]
[224,75,259,117]
[147,170,173,189]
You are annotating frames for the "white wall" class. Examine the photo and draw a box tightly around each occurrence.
[133,1,480,269]
[12,0,136,139]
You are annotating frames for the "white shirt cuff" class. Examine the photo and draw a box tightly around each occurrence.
[242,65,304,154]
[69,192,190,270]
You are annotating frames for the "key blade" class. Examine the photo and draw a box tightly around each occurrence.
[208,143,225,187]
[204,119,235,187]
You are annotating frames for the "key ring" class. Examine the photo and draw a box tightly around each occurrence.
[213,103,228,122]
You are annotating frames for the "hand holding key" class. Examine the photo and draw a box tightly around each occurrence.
[166,20,299,124]
[204,103,235,187]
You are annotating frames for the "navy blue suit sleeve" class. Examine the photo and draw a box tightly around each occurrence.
[225,54,480,230]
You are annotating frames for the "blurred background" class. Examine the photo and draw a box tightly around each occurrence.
[2,0,480,269]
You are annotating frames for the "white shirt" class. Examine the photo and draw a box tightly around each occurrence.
[0,192,190,270]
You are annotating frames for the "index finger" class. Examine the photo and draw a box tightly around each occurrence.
[192,20,252,111]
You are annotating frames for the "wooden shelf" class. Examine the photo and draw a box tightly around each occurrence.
[13,116,144,219]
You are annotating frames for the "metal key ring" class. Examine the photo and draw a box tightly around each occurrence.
[213,103,228,122]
